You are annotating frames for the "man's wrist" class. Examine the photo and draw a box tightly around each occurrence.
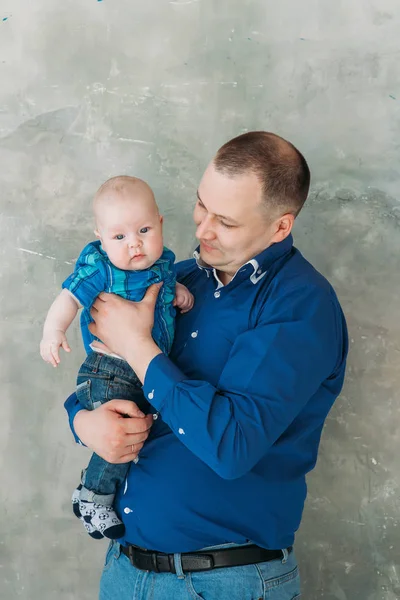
[73,409,89,445]
[125,336,162,384]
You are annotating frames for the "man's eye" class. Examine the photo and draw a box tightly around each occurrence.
[140,227,150,234]
[114,234,125,240]
[220,221,235,229]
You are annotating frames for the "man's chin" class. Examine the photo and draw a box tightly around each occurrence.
[199,251,223,269]
[199,248,213,263]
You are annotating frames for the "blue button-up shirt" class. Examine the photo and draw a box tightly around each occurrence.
[65,234,348,553]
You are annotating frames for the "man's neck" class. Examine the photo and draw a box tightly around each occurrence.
[216,270,233,286]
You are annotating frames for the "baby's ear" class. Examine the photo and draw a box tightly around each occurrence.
[159,215,164,225]
[94,229,101,239]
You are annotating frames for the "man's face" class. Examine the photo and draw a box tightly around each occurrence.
[194,163,281,280]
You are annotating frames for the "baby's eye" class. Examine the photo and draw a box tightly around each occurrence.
[140,227,150,234]
[114,234,125,240]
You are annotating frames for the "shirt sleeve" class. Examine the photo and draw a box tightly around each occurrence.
[62,254,106,309]
[64,392,85,445]
[143,285,344,479]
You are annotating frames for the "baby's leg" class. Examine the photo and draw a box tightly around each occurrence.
[71,484,103,539]
[73,353,147,539]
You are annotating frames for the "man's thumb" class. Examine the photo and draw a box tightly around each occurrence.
[109,399,145,418]
[144,282,163,305]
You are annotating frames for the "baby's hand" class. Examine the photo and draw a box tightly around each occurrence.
[173,282,194,314]
[40,330,71,367]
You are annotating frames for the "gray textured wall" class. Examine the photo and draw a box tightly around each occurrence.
[0,1,399,599]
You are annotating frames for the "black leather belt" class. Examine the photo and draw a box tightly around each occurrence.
[121,543,292,573]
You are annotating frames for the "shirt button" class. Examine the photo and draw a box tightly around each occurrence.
[191,331,198,338]
[148,390,154,400]
[124,507,133,514]
[214,291,221,298]
[257,268,262,274]
[178,428,185,435]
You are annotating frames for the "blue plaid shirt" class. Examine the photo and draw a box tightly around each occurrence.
[62,241,176,355]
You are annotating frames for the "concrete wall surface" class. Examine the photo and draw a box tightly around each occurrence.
[0,1,399,598]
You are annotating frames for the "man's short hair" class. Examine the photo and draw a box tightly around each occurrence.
[214,131,310,217]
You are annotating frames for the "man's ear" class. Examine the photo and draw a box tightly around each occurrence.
[270,213,295,244]
[159,215,164,225]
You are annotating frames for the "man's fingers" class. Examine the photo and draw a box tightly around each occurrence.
[108,399,145,418]
[88,322,99,340]
[112,443,144,464]
[143,282,163,307]
[90,292,116,318]
[127,442,144,454]
[122,413,154,435]
[91,292,115,314]
[90,296,104,315]
[92,293,108,308]
[124,433,149,446]
[117,450,141,464]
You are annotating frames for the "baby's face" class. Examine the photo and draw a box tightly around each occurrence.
[95,197,164,271]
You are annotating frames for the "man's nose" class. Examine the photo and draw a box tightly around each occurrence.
[195,215,215,240]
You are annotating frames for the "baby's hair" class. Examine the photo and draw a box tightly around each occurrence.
[96,175,144,197]
[93,176,157,213]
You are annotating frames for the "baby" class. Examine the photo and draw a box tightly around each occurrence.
[41,176,193,540]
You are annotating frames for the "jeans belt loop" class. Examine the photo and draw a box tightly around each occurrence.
[151,553,160,573]
[168,554,176,574]
[128,545,135,565]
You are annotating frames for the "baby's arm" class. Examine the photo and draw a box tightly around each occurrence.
[40,289,80,367]
[173,282,194,314]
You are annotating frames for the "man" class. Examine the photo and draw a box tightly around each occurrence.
[65,131,348,599]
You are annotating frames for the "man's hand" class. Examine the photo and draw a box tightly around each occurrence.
[89,283,162,359]
[74,400,154,463]
[88,284,163,382]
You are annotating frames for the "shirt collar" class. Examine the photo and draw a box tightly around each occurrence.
[193,234,293,286]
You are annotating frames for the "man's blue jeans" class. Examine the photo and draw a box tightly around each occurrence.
[99,541,301,599]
